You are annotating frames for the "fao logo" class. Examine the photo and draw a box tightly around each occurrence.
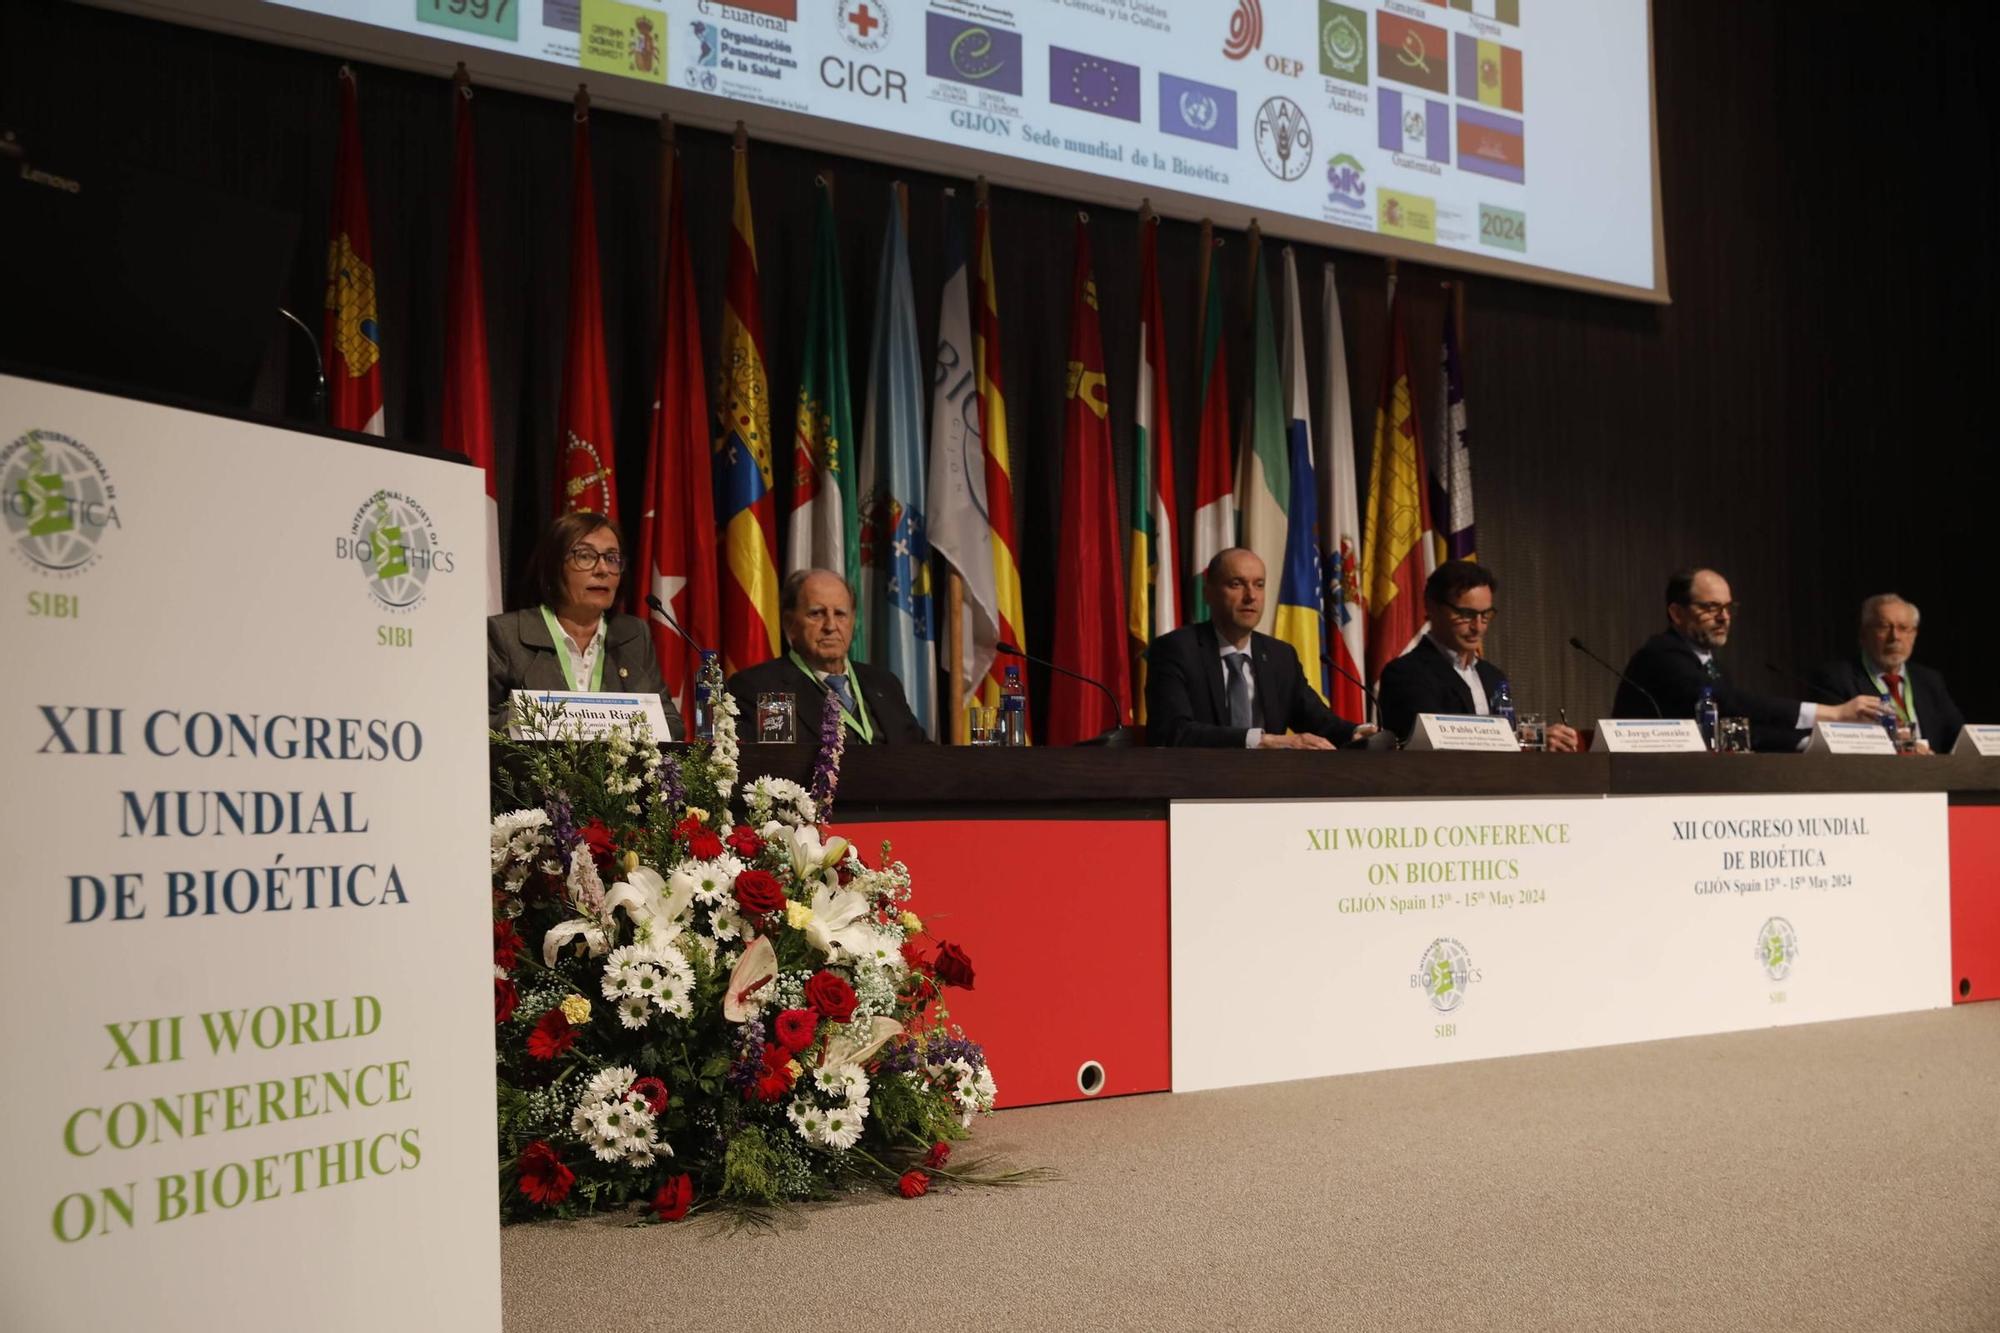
[340,490,453,612]
[1,429,121,575]
[1756,917,1798,982]
[836,0,890,51]
[1254,97,1313,180]
[1414,936,1476,1013]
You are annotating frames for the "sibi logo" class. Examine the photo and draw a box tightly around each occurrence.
[1414,937,1477,1014]
[1253,97,1313,180]
[339,490,454,612]
[1756,917,1798,982]
[835,0,890,52]
[1,429,120,575]
[1326,152,1366,211]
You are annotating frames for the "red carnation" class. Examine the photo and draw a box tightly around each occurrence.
[934,942,976,991]
[761,1044,795,1075]
[725,825,765,858]
[774,1009,819,1053]
[804,970,858,1023]
[901,939,932,971]
[733,869,787,916]
[923,1141,951,1170]
[674,814,723,860]
[579,818,617,868]
[525,1009,576,1061]
[517,1141,574,1206]
[648,1173,694,1221]
[495,976,518,1025]
[902,974,936,1006]
[754,1071,793,1103]
[897,1170,930,1199]
[630,1076,670,1115]
[494,919,523,971]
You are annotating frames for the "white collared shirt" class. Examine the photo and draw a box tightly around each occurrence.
[557,616,608,689]
[1425,632,1491,715]
[1216,635,1263,748]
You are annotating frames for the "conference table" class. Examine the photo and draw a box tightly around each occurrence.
[716,745,2000,1107]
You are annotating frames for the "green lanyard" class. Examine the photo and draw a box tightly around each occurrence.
[540,606,607,692]
[1866,662,1914,723]
[789,650,874,743]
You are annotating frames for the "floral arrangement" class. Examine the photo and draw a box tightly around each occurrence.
[490,683,1011,1222]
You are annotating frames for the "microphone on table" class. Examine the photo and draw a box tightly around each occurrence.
[1568,636,1661,717]
[1764,660,1839,704]
[995,641,1135,747]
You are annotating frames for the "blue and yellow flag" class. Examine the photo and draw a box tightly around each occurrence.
[1273,248,1326,701]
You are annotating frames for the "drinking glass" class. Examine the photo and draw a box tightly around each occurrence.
[967,705,999,746]
[755,691,796,744]
[1515,712,1547,751]
[1718,716,1752,754]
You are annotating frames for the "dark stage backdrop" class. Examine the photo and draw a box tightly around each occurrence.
[3,0,1992,731]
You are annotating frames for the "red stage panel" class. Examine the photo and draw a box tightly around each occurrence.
[839,818,1172,1107]
[1949,806,2000,1004]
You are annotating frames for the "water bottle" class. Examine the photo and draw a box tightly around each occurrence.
[1491,678,1517,730]
[1000,665,1027,747]
[693,650,719,742]
[1877,694,1901,750]
[1696,685,1719,751]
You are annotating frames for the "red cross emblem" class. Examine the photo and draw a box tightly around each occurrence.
[846,3,881,39]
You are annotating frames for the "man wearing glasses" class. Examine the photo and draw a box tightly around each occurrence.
[1807,594,1963,754]
[1615,568,1881,750]
[1377,561,1581,751]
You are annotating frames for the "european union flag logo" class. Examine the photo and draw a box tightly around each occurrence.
[1050,46,1140,123]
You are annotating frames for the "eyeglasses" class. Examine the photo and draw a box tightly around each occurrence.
[1685,600,1737,618]
[1441,605,1497,625]
[566,546,626,572]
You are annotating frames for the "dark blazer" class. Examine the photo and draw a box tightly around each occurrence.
[1614,631,1800,752]
[726,654,930,746]
[1145,620,1359,748]
[486,608,682,738]
[1807,657,1964,754]
[1377,639,1510,744]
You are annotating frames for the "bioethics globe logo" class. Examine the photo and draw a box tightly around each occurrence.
[1415,936,1476,1013]
[1,429,121,575]
[340,489,453,611]
[1755,917,1798,982]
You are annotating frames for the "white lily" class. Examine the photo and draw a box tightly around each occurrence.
[804,883,878,960]
[722,936,778,1022]
[822,1017,903,1069]
[603,866,694,944]
[785,826,851,887]
[541,846,614,966]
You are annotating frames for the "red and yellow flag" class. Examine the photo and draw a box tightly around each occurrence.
[324,66,384,437]
[557,90,617,518]
[714,139,781,675]
[1360,282,1436,683]
[972,197,1028,728]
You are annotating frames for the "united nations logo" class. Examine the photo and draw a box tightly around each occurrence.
[1179,91,1220,134]
[1414,936,1475,1014]
[1,429,120,575]
[836,0,890,52]
[1254,96,1313,181]
[1321,12,1362,76]
[341,489,454,612]
[1755,917,1798,982]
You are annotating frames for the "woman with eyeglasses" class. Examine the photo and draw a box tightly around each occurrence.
[485,511,683,737]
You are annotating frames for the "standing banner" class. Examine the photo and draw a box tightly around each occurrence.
[1170,793,1950,1092]
[0,377,499,1329]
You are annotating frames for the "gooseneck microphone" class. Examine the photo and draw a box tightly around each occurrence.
[1568,636,1661,717]
[995,641,1134,747]
[1324,653,1382,719]
[1765,660,1839,704]
[645,592,711,659]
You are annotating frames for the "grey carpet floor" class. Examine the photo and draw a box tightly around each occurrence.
[502,1005,2000,1332]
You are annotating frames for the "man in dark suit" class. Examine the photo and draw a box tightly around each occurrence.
[1146,548,1363,749]
[1616,568,1881,751]
[1807,593,1964,753]
[726,569,929,746]
[1376,561,1581,750]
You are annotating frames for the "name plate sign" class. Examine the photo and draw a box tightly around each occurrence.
[1406,713,1521,752]
[1952,725,2000,756]
[1805,722,1898,755]
[507,689,671,741]
[1591,719,1709,752]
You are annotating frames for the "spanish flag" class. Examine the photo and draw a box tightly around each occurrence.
[323,67,383,437]
[713,136,781,675]
[1361,277,1436,684]
[557,89,617,519]
[973,195,1029,731]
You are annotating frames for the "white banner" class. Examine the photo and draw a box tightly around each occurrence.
[1170,792,1950,1093]
[0,377,499,1329]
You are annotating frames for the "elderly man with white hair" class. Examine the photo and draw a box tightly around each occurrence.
[1808,593,1965,753]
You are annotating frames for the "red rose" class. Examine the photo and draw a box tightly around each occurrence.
[630,1076,670,1115]
[804,970,858,1022]
[753,1071,792,1103]
[897,1170,930,1199]
[648,1173,694,1221]
[733,869,787,916]
[774,1009,819,1053]
[725,825,765,858]
[517,1141,574,1206]
[579,818,617,867]
[933,942,976,990]
[923,1141,951,1170]
[494,919,523,971]
[525,1009,576,1061]
[674,814,724,860]
[494,976,518,1025]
